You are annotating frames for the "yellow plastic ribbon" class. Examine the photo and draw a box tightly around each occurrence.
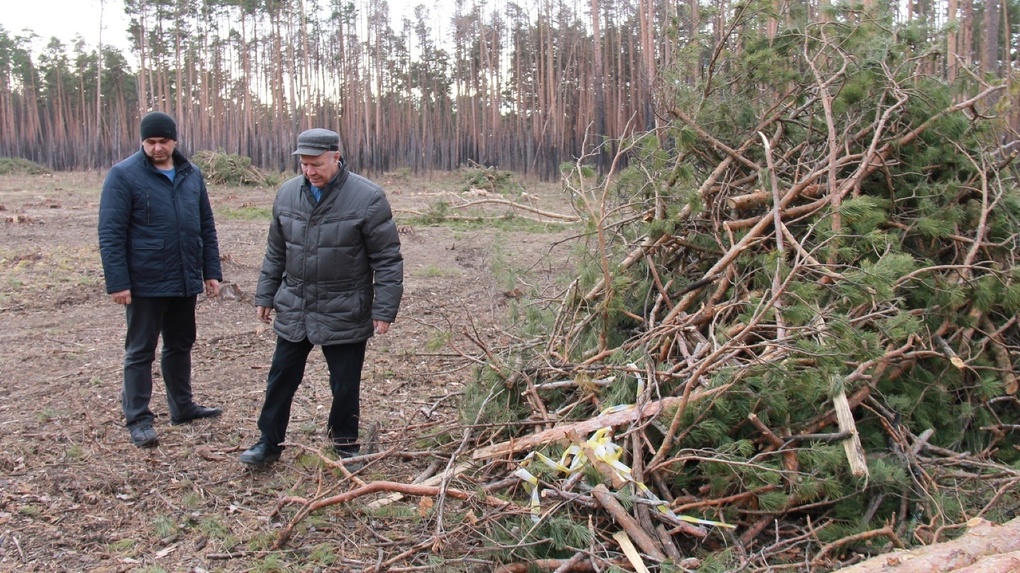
[515,420,734,529]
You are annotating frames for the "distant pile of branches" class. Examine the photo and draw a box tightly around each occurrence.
[192,149,276,186]
[453,13,1020,573]
[0,157,50,176]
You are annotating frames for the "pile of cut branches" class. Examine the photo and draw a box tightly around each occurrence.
[262,11,1020,573]
[192,149,275,186]
[453,11,1020,573]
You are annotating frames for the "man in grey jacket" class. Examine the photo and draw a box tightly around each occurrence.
[240,128,403,466]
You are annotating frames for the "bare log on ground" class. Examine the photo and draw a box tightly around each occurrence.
[837,517,1020,572]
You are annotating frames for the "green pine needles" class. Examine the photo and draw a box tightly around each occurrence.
[465,4,1020,569]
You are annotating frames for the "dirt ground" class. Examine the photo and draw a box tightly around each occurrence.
[0,169,577,572]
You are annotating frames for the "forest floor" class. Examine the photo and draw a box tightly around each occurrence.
[0,169,579,572]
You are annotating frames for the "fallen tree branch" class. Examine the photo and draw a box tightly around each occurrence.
[472,385,730,460]
[493,558,601,573]
[271,480,516,549]
[452,197,580,222]
[592,484,667,562]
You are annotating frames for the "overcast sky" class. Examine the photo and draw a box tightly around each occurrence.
[3,0,451,58]
[2,0,132,53]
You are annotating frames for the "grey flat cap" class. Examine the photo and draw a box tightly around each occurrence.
[292,128,341,156]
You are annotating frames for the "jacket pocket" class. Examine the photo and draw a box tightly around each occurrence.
[129,238,166,281]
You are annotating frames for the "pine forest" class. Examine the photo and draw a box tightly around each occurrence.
[0,0,1015,179]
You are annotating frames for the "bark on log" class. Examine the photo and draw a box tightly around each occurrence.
[951,550,1020,573]
[726,189,771,211]
[837,517,1020,572]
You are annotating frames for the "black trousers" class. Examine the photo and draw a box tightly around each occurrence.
[257,336,367,452]
[122,296,198,426]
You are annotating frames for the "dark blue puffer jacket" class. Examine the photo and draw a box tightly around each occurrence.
[98,148,222,297]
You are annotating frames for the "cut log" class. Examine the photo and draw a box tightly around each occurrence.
[837,517,1020,572]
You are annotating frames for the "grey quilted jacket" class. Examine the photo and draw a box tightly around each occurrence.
[254,161,403,345]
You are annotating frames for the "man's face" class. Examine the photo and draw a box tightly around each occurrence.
[299,151,340,188]
[142,137,176,165]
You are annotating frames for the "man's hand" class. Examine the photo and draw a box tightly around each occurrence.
[205,279,221,298]
[257,306,273,324]
[111,289,132,305]
[373,320,392,335]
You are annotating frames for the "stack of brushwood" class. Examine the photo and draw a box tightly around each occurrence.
[192,149,272,186]
[458,16,1020,573]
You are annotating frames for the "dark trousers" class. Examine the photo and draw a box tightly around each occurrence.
[122,296,198,426]
[257,336,367,452]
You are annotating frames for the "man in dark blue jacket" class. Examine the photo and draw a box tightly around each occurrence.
[98,111,224,448]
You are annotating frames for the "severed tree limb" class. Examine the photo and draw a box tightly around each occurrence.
[726,189,771,212]
[452,197,580,221]
[591,484,667,562]
[422,213,572,224]
[472,385,730,460]
[833,84,1005,205]
[650,262,803,471]
[281,441,369,486]
[812,524,904,567]
[271,481,515,549]
[673,485,781,513]
[980,315,1018,395]
[748,413,798,476]
[933,334,966,370]
[655,524,685,562]
[580,106,784,305]
[581,232,671,303]
[363,458,473,507]
[833,384,870,478]
[494,558,600,573]
[670,106,762,171]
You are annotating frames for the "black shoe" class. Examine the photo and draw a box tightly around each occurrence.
[171,405,223,426]
[334,444,360,458]
[129,423,158,448]
[239,442,281,466]
[333,443,363,470]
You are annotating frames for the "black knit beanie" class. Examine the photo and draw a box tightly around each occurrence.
[140,111,178,141]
